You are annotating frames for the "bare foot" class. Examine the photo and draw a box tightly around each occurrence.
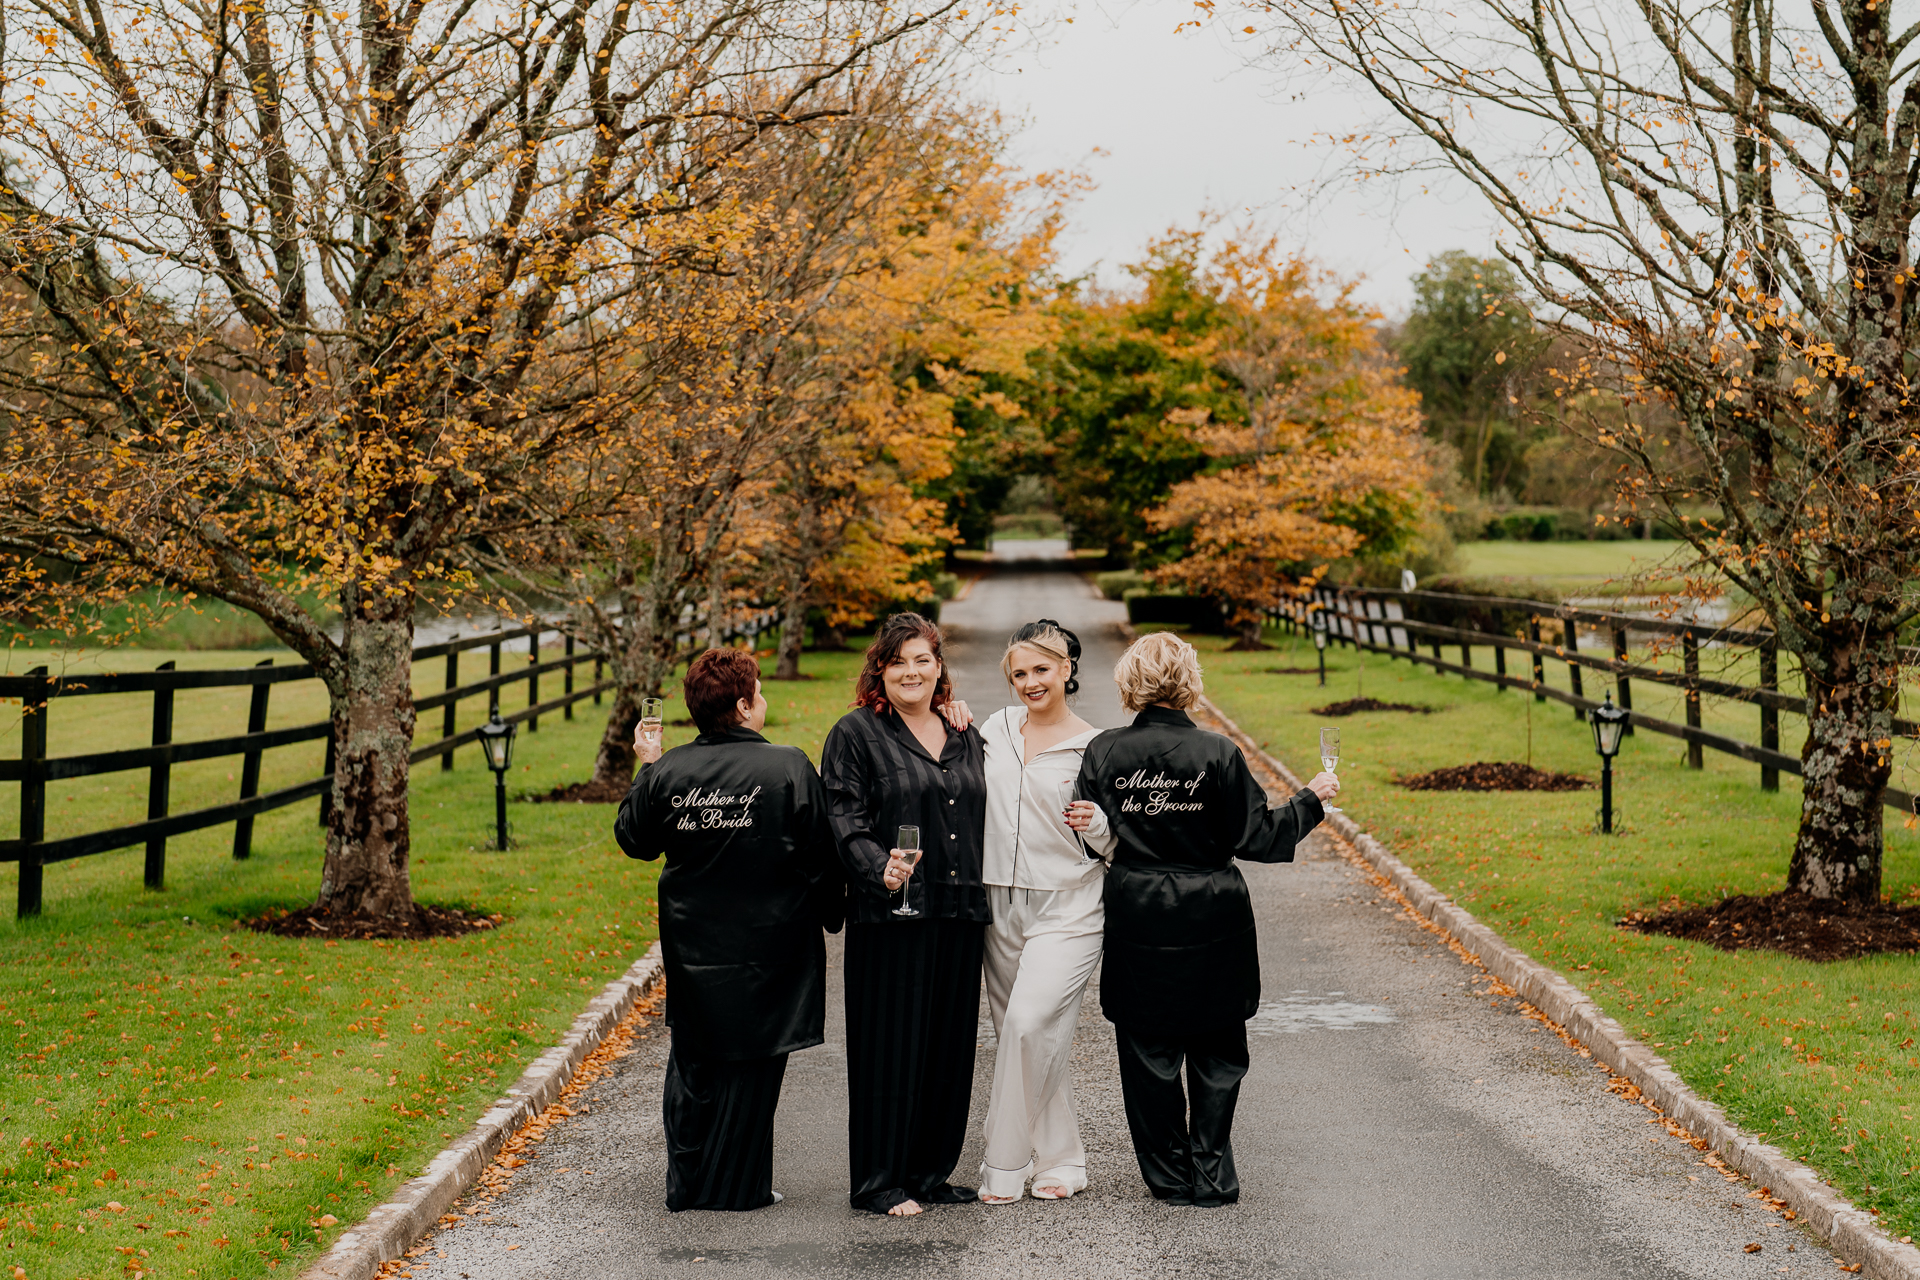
[979,1193,1018,1205]
[1031,1183,1074,1200]
[887,1199,923,1217]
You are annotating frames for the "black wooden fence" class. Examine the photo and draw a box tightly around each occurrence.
[1275,586,1918,817]
[0,625,610,919]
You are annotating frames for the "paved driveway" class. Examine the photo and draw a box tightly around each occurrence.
[420,563,1819,1278]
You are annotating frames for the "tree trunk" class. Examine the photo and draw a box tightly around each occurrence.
[771,579,809,679]
[589,683,642,794]
[314,601,417,921]
[587,590,676,793]
[1787,633,1894,907]
[817,623,848,651]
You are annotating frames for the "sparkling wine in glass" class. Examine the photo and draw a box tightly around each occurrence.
[640,697,665,751]
[891,825,923,917]
[1319,725,1343,813]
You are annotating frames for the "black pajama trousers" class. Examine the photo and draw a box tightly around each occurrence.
[843,919,987,1213]
[662,1035,788,1212]
[1113,1022,1250,1206]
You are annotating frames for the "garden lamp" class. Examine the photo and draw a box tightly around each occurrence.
[1312,611,1328,687]
[476,710,516,851]
[1588,690,1629,834]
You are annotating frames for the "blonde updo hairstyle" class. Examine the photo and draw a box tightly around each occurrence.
[1112,631,1204,712]
[1001,620,1081,697]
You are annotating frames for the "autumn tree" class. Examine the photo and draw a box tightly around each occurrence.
[1144,238,1431,646]
[0,0,975,924]
[1265,0,1920,903]
[1398,252,1549,497]
[760,138,1060,679]
[1027,232,1243,560]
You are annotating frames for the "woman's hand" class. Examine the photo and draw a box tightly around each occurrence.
[882,849,917,891]
[1307,770,1340,803]
[632,719,663,766]
[1063,800,1097,832]
[939,699,974,731]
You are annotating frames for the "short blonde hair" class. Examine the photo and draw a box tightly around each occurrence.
[1113,632,1204,712]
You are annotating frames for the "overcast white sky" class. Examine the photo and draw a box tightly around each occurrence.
[974,1,1501,316]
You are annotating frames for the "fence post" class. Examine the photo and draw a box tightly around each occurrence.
[1683,630,1704,768]
[1563,618,1584,715]
[1612,626,1634,733]
[231,659,272,860]
[1428,602,1443,663]
[145,661,176,891]
[564,634,576,721]
[1493,632,1508,689]
[1759,639,1779,791]
[17,666,48,919]
[442,638,459,771]
[528,631,540,732]
[594,654,604,706]
[1528,616,1546,701]
[489,639,502,716]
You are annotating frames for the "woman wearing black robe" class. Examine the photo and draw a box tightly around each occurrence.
[614,648,843,1212]
[1077,632,1340,1208]
[820,612,988,1217]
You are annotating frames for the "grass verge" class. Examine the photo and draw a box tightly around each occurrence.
[1201,628,1920,1240]
[0,650,863,1280]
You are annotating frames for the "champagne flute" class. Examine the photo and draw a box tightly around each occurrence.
[890,825,923,917]
[640,697,665,752]
[1056,780,1077,828]
[1319,725,1343,813]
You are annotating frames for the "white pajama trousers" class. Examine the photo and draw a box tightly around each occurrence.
[979,878,1105,1200]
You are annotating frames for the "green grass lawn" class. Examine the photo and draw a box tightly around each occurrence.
[0,649,864,1280]
[1455,539,1697,590]
[1204,627,1920,1237]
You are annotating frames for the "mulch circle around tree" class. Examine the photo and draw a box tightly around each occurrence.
[1623,891,1920,961]
[1311,697,1433,716]
[244,904,506,942]
[1396,761,1592,791]
[534,778,629,804]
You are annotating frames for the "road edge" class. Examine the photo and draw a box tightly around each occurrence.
[1198,695,1920,1280]
[301,942,665,1280]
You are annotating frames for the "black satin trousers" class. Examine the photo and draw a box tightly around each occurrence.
[1113,1022,1250,1206]
[662,1035,789,1212]
[843,919,987,1213]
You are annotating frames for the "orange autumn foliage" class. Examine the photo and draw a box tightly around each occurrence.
[1146,238,1430,642]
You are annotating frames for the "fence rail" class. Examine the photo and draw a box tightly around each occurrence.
[0,625,610,918]
[1273,586,1917,818]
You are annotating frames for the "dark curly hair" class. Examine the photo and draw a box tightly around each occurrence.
[1005,618,1081,697]
[852,613,953,713]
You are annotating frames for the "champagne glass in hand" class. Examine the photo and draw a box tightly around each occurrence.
[1319,726,1343,813]
[890,825,923,918]
[641,696,665,747]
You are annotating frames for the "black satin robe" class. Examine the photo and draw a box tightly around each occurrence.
[1077,706,1323,1035]
[614,726,845,1062]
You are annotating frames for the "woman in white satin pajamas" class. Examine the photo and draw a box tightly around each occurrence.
[976,620,1115,1203]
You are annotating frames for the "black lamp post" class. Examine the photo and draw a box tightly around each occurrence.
[1589,690,1629,833]
[476,711,517,851]
[1312,611,1328,687]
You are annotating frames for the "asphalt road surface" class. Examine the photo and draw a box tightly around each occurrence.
[419,556,1824,1279]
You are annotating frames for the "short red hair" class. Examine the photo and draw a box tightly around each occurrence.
[683,648,761,735]
[852,613,952,714]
